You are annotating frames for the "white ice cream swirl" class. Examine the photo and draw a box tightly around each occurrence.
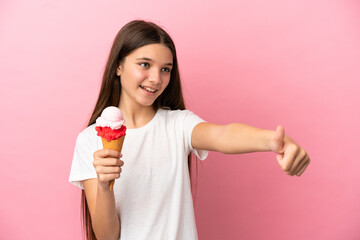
[96,106,125,129]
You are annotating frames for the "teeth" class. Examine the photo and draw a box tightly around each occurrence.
[141,85,156,93]
[145,87,156,93]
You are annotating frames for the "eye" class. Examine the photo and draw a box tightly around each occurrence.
[161,67,171,73]
[139,62,149,68]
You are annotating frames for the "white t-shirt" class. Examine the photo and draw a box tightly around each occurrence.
[69,109,208,240]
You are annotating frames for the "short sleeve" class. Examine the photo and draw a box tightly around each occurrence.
[68,127,98,189]
[183,110,209,160]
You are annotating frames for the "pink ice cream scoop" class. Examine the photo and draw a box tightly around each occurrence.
[96,106,126,141]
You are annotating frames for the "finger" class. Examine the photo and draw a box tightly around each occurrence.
[94,158,124,167]
[288,149,307,175]
[98,173,121,183]
[102,158,123,166]
[94,149,122,158]
[296,159,310,176]
[119,159,124,167]
[277,154,292,176]
[95,165,122,174]
[292,154,309,175]
[273,125,285,153]
[278,144,299,172]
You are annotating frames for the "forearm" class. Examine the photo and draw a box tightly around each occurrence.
[217,123,274,154]
[92,184,120,240]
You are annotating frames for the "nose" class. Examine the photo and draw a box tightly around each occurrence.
[148,69,161,84]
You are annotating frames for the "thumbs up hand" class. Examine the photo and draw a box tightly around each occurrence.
[269,126,310,176]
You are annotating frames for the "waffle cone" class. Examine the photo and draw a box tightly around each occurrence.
[101,135,125,191]
[101,136,125,152]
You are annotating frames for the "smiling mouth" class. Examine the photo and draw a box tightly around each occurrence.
[140,85,157,93]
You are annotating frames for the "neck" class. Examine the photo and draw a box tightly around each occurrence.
[118,98,157,129]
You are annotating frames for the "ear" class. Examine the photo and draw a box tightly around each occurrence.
[116,65,122,76]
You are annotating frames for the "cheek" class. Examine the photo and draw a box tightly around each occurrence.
[123,67,146,84]
[133,69,146,81]
[162,75,171,87]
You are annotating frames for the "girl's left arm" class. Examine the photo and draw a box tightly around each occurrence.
[192,122,310,176]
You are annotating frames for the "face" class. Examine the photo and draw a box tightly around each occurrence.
[117,43,173,108]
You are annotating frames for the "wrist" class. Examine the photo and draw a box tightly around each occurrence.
[266,129,276,152]
[97,181,112,192]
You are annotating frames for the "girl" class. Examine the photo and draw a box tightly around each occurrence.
[69,20,310,240]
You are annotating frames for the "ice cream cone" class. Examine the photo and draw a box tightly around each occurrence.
[101,135,125,152]
[101,135,125,191]
[96,106,126,191]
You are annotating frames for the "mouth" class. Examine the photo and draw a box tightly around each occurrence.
[140,85,158,94]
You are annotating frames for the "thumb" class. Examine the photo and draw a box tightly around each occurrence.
[273,125,285,153]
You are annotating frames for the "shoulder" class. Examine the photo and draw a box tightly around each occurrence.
[158,108,200,120]
[76,124,98,145]
[157,108,206,132]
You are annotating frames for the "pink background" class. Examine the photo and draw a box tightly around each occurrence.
[1,0,359,239]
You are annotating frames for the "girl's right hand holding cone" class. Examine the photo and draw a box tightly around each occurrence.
[93,149,124,190]
[82,149,122,239]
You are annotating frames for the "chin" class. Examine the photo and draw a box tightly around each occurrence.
[137,93,162,107]
[138,99,156,107]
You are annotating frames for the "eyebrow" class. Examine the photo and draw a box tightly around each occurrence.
[136,57,173,66]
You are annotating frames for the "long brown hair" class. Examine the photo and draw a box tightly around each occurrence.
[81,20,193,240]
